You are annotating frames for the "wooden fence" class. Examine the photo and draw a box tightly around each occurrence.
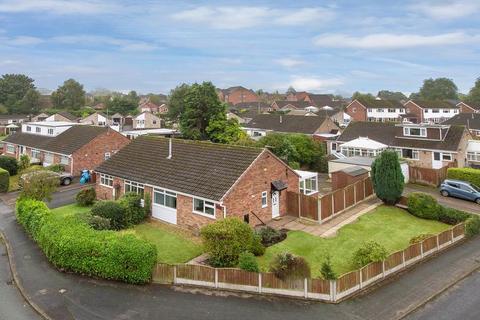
[287,177,374,223]
[152,223,465,302]
[408,165,449,187]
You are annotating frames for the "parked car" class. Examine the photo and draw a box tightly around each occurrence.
[440,179,480,204]
[19,170,73,188]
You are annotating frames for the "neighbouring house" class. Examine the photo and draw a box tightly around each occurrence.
[403,100,460,124]
[3,122,130,175]
[133,111,161,129]
[217,86,259,105]
[95,136,300,230]
[138,100,168,114]
[45,111,78,123]
[302,93,343,109]
[227,112,247,124]
[80,112,110,126]
[466,140,480,168]
[443,113,480,137]
[232,101,273,113]
[329,121,472,169]
[457,102,480,113]
[242,114,340,140]
[93,103,106,110]
[31,113,49,122]
[0,114,30,135]
[271,100,315,111]
[286,91,309,102]
[345,99,407,122]
[121,128,177,140]
[111,113,124,127]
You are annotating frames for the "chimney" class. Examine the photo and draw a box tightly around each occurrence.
[167,138,172,159]
[279,115,283,124]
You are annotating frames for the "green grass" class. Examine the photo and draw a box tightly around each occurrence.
[257,206,450,277]
[8,165,44,192]
[51,203,91,217]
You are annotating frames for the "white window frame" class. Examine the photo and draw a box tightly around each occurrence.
[193,198,216,219]
[153,188,177,210]
[100,174,114,187]
[403,127,427,137]
[399,148,420,160]
[26,126,31,132]
[124,180,144,195]
[60,155,69,165]
[47,128,54,135]
[441,153,453,161]
[6,144,15,154]
[300,177,318,195]
[44,152,54,163]
[36,127,41,133]
[261,191,268,208]
[31,149,40,160]
[104,152,111,160]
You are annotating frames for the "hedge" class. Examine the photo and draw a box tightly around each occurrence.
[16,199,157,284]
[0,155,18,176]
[0,168,9,193]
[447,168,480,187]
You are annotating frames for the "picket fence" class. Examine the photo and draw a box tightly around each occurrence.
[152,223,465,302]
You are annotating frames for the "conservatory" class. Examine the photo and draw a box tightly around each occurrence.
[339,137,387,158]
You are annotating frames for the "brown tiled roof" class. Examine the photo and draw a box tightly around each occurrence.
[244,114,330,134]
[443,113,480,131]
[57,111,78,121]
[95,137,264,201]
[392,125,466,151]
[411,100,458,109]
[273,101,314,109]
[356,98,404,109]
[4,125,108,155]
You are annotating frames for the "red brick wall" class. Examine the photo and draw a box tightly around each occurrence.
[222,150,299,226]
[458,102,475,113]
[72,129,130,175]
[345,100,367,121]
[224,89,259,105]
[404,101,424,123]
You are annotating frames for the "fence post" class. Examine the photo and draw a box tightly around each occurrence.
[451,229,454,243]
[304,278,308,298]
[298,193,301,218]
[359,269,363,289]
[420,242,424,258]
[402,251,406,268]
[331,194,335,216]
[343,188,346,209]
[354,182,357,204]
[363,178,366,199]
[173,265,177,284]
[258,273,262,293]
[382,260,386,278]
[330,280,336,302]
[436,234,440,251]
[214,269,218,288]
[318,197,322,223]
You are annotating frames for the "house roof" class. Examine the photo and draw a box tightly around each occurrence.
[244,114,330,134]
[220,86,254,95]
[458,102,480,110]
[95,136,265,201]
[410,100,458,109]
[356,98,404,109]
[443,113,480,131]
[57,111,77,121]
[336,122,398,145]
[232,102,271,109]
[0,114,29,120]
[341,137,387,150]
[273,101,315,109]
[4,125,109,155]
[306,94,342,108]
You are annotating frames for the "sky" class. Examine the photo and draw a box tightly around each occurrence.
[0,0,479,96]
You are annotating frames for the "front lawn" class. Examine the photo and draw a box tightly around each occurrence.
[257,205,450,277]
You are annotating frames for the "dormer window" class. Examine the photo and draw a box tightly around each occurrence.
[403,127,427,137]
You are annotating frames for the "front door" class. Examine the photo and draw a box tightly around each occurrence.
[271,191,280,218]
[432,152,443,169]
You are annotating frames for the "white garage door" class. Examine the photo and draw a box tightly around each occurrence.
[152,188,177,225]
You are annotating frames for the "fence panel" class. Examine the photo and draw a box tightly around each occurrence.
[286,191,300,217]
[336,270,360,293]
[320,194,333,220]
[438,229,453,246]
[308,278,330,295]
[422,236,438,254]
[299,193,318,220]
[452,223,465,238]
[404,243,421,262]
[361,261,383,283]
[333,189,345,214]
[355,181,365,202]
[176,264,215,283]
[217,268,259,286]
[385,251,403,272]
[345,185,355,207]
[261,273,304,292]
[152,264,174,284]
[364,178,373,197]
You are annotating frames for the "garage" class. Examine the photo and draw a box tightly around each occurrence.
[152,188,178,225]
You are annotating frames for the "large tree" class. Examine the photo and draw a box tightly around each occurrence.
[206,117,246,144]
[106,91,139,115]
[0,74,35,113]
[167,83,190,122]
[418,77,458,100]
[377,90,407,101]
[352,91,376,102]
[51,79,86,110]
[371,150,404,205]
[19,88,41,114]
[466,77,480,106]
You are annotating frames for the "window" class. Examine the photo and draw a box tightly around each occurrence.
[300,177,318,195]
[454,109,458,113]
[153,120,157,124]
[193,198,215,217]
[100,174,113,187]
[153,188,177,209]
[388,108,395,113]
[399,108,404,113]
[31,149,40,160]
[403,127,427,137]
[377,108,384,112]
[44,153,53,163]
[367,108,372,112]
[261,191,268,208]
[104,152,111,160]
[60,155,69,165]
[424,109,429,113]
[36,127,41,133]
[47,128,54,135]
[6,144,15,154]
[26,126,31,132]
[443,109,449,113]
[125,180,144,195]
[352,107,356,113]
[467,152,480,162]
[331,143,337,151]
[442,153,452,161]
[401,148,419,160]
[432,109,439,113]
[253,131,263,137]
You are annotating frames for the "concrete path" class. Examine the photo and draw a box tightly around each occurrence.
[1,198,480,319]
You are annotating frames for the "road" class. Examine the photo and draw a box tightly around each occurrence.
[407,270,480,320]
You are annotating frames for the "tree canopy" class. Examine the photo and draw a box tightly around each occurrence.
[351,91,376,102]
[167,83,190,122]
[418,77,458,100]
[51,79,86,110]
[377,90,407,101]
[466,77,480,106]
[0,74,36,114]
[106,91,139,115]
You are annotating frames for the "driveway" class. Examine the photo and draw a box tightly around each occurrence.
[404,184,479,214]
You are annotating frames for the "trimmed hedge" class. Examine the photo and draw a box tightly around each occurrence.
[0,168,9,193]
[447,167,480,187]
[76,187,96,206]
[91,201,127,230]
[0,155,18,176]
[16,199,157,284]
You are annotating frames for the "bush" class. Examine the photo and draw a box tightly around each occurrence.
[438,207,469,225]
[256,226,287,247]
[352,241,388,269]
[409,233,434,244]
[249,234,265,256]
[371,150,404,205]
[46,164,65,173]
[0,155,18,175]
[76,187,96,206]
[407,192,442,220]
[19,170,59,201]
[119,192,146,225]
[447,167,480,187]
[320,255,337,280]
[200,218,256,267]
[16,199,156,284]
[19,154,30,171]
[270,252,311,280]
[465,216,480,238]
[91,201,127,230]
[0,168,9,193]
[144,192,152,216]
[238,252,259,272]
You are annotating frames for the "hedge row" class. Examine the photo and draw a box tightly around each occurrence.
[16,199,157,284]
[447,168,480,187]
[0,168,9,193]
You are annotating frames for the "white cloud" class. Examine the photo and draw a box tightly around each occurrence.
[412,0,480,20]
[275,58,305,68]
[289,76,343,92]
[51,35,157,52]
[171,6,333,29]
[0,35,43,46]
[313,32,475,49]
[0,0,118,15]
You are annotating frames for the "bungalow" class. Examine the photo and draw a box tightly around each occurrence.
[443,113,480,137]
[133,111,161,129]
[45,111,78,123]
[0,114,29,135]
[95,137,300,230]
[80,112,110,126]
[31,113,49,122]
[3,122,129,175]
[138,100,168,114]
[242,114,340,139]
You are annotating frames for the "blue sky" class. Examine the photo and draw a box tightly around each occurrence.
[0,0,479,95]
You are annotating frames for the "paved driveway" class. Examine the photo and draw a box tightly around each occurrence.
[404,184,479,214]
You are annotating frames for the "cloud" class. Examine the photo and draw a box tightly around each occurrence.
[275,58,305,68]
[289,76,343,92]
[51,35,157,52]
[0,0,118,15]
[171,6,333,29]
[313,32,475,49]
[411,0,480,20]
[6,36,43,45]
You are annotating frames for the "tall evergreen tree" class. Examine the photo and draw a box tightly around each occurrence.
[466,77,480,106]
[371,150,404,205]
[51,79,86,110]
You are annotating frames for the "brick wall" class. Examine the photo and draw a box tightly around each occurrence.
[458,102,476,113]
[345,100,367,121]
[224,89,259,105]
[404,101,424,123]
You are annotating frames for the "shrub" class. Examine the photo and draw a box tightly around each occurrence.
[0,168,9,193]
[409,233,434,244]
[19,154,30,171]
[144,192,152,216]
[88,215,112,230]
[0,155,18,175]
[16,199,156,284]
[438,207,469,225]
[91,201,127,230]
[256,226,287,247]
[19,170,59,201]
[270,252,311,280]
[320,255,337,280]
[352,241,388,269]
[407,192,442,220]
[238,252,259,272]
[76,187,96,206]
[119,192,146,225]
[200,218,255,267]
[371,150,404,205]
[465,216,480,238]
[249,234,265,256]
[46,164,65,173]
[447,167,480,187]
